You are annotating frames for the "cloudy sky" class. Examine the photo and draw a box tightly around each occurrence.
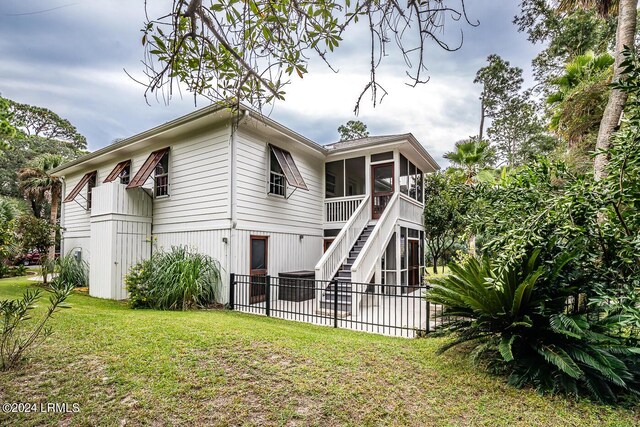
[0,1,543,166]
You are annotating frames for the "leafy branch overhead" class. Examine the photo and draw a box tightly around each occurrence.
[138,0,477,112]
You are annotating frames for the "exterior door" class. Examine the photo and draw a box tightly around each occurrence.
[250,236,268,304]
[408,240,419,291]
[371,162,394,219]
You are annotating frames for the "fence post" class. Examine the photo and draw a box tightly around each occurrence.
[229,273,235,310]
[425,295,431,334]
[333,279,338,328]
[265,275,271,317]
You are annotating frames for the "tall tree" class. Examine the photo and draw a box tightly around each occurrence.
[338,120,369,141]
[0,97,16,153]
[488,94,555,167]
[514,1,616,87]
[17,154,64,259]
[474,54,524,141]
[556,0,638,180]
[6,97,87,150]
[139,0,477,112]
[0,96,86,201]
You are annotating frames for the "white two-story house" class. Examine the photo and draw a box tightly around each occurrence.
[52,105,439,313]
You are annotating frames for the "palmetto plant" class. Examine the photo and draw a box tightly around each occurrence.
[443,138,496,184]
[427,250,640,402]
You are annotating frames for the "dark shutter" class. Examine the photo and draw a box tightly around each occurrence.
[63,171,97,203]
[126,148,169,189]
[103,160,131,183]
[269,145,308,190]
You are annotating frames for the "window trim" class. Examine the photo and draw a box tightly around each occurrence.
[268,149,286,197]
[153,151,170,198]
[86,173,97,211]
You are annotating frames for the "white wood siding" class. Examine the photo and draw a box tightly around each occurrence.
[61,124,232,261]
[89,183,152,300]
[231,230,322,277]
[61,172,92,261]
[235,128,324,235]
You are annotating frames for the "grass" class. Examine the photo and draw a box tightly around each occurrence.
[0,277,637,426]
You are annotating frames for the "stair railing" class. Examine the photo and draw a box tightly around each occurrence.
[315,195,371,282]
[351,192,400,284]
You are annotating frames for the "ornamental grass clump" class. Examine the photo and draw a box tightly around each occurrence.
[125,246,222,310]
[53,254,89,288]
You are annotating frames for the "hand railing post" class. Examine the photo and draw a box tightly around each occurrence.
[265,275,271,317]
[229,273,235,310]
[333,279,338,328]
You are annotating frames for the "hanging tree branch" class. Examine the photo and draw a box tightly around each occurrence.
[134,0,477,112]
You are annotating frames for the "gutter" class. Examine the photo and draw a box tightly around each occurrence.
[52,103,328,176]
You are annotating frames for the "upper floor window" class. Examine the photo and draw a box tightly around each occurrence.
[269,149,286,196]
[103,160,131,185]
[63,170,97,209]
[154,152,169,197]
[268,145,308,197]
[119,163,131,185]
[126,148,170,197]
[86,173,97,210]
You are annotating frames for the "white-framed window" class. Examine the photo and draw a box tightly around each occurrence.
[86,173,97,210]
[269,149,286,197]
[119,163,131,185]
[154,152,170,197]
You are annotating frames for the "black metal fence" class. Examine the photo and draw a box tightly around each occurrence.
[229,273,450,338]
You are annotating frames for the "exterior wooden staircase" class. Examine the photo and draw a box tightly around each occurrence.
[319,224,375,314]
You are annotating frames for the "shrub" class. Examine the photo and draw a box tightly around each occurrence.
[125,246,222,310]
[427,250,640,403]
[125,258,154,309]
[53,254,89,288]
[1,282,73,370]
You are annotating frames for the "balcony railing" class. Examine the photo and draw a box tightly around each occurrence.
[324,195,366,223]
[399,193,424,226]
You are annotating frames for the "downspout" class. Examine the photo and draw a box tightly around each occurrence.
[229,109,250,275]
[59,177,66,256]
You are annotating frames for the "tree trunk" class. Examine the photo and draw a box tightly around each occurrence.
[479,99,485,141]
[593,0,638,181]
[468,234,476,258]
[432,257,438,274]
[48,185,60,260]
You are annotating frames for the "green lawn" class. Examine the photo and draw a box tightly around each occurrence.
[0,277,637,426]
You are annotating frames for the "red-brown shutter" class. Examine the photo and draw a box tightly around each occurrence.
[269,145,308,190]
[126,148,169,189]
[63,171,97,203]
[103,160,131,183]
